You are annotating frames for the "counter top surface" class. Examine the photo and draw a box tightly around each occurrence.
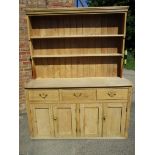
[25,77,132,89]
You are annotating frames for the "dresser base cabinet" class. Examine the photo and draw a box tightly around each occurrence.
[25,78,132,139]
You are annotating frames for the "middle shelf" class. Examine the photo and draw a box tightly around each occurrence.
[32,53,123,58]
[31,37,123,55]
[30,34,125,39]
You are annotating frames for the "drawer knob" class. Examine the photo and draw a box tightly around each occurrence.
[103,116,106,121]
[108,91,116,97]
[73,93,82,97]
[39,93,48,99]
[53,117,57,120]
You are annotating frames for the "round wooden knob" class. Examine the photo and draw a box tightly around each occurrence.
[103,116,106,121]
[53,117,57,120]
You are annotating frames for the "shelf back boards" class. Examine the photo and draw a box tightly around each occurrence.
[26,7,128,78]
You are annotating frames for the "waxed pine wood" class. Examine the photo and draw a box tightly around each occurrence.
[25,84,132,139]
[26,7,127,78]
[29,14,124,37]
[25,7,132,139]
[34,57,121,78]
[30,104,54,137]
[103,102,127,137]
[80,103,102,137]
[53,104,76,137]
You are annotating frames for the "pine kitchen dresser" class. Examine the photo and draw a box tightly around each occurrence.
[25,6,132,139]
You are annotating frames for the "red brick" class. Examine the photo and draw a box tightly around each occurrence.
[20,51,29,55]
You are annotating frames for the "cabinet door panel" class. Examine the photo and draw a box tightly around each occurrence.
[53,104,76,137]
[80,104,102,137]
[31,104,54,137]
[103,103,126,137]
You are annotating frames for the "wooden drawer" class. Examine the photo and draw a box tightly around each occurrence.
[61,89,96,101]
[28,90,59,101]
[97,88,128,100]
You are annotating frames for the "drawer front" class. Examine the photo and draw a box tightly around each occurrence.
[28,90,59,101]
[61,89,96,101]
[97,88,128,100]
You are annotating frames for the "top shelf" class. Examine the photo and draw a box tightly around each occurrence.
[30,34,125,39]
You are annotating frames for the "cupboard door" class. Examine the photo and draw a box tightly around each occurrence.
[103,102,126,137]
[30,104,54,137]
[53,104,76,137]
[80,104,102,137]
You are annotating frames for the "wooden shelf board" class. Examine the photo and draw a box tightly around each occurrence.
[32,53,123,58]
[26,7,129,15]
[30,34,124,39]
[25,77,132,88]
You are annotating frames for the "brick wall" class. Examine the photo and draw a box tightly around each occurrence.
[19,0,74,112]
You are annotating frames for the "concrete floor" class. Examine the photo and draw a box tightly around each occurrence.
[19,69,135,155]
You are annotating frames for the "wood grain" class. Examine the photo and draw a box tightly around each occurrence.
[80,103,102,137]
[26,7,129,16]
[25,77,132,88]
[103,102,127,137]
[53,104,76,137]
[25,7,132,139]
